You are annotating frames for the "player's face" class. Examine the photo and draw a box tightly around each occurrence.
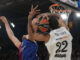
[32,18,38,32]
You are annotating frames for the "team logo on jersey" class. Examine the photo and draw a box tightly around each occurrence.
[56,36,68,40]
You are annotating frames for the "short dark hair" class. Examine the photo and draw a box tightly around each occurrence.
[48,14,60,30]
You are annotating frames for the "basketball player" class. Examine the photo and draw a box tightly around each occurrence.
[27,6,73,60]
[0,5,40,60]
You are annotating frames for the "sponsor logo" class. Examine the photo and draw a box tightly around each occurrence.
[56,36,67,40]
[55,31,67,36]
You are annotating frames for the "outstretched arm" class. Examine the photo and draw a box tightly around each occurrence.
[0,16,21,48]
[28,5,40,41]
[24,5,49,42]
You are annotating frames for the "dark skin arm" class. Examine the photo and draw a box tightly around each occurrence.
[27,5,49,42]
[28,5,39,41]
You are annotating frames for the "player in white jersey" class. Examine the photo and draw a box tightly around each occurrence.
[24,5,73,60]
[45,27,72,60]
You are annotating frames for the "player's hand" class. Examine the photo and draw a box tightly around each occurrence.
[22,35,29,40]
[58,18,65,26]
[0,16,8,24]
[28,5,40,20]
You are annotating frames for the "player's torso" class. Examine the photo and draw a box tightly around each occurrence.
[45,27,72,60]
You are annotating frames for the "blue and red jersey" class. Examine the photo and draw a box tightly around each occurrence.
[18,39,39,60]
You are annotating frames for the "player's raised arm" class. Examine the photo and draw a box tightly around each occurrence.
[28,5,40,41]
[0,16,21,48]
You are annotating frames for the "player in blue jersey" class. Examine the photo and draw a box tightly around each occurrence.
[0,5,40,60]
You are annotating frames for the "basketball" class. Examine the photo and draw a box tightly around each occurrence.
[36,16,50,33]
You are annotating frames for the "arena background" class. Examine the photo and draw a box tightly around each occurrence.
[0,0,80,60]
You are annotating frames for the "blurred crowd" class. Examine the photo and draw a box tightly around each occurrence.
[72,48,80,60]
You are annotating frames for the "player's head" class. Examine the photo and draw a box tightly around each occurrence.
[48,13,60,30]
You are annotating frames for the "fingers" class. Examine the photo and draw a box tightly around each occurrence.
[31,5,33,9]
[29,4,40,18]
[0,16,6,20]
[34,5,38,10]
[35,9,40,14]
[36,12,40,14]
[31,5,39,10]
[36,9,40,12]
[22,35,29,40]
[0,16,3,20]
[22,35,26,40]
[31,5,33,11]
[30,5,40,14]
[0,17,1,20]
[0,16,5,18]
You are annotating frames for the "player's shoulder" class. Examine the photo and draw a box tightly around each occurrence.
[50,27,66,33]
[49,27,70,38]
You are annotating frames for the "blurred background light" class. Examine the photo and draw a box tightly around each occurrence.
[75,12,80,17]
[10,22,15,28]
[60,14,68,20]
[0,25,1,29]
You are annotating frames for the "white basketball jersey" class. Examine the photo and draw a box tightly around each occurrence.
[45,27,73,60]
